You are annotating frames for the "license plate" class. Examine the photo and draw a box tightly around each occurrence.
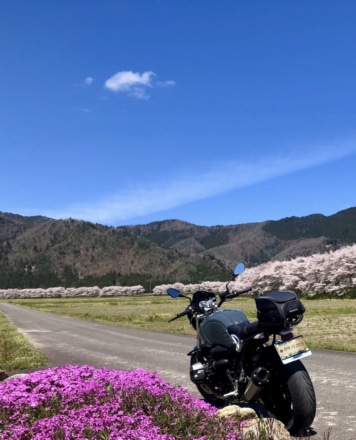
[274,335,312,364]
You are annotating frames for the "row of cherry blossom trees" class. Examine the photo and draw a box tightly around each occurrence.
[0,285,145,299]
[154,244,356,297]
[235,243,356,296]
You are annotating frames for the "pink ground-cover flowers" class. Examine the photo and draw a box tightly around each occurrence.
[0,365,244,440]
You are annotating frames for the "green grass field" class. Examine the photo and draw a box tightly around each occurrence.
[5,295,356,351]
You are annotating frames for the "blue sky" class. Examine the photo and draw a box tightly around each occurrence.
[1,1,356,227]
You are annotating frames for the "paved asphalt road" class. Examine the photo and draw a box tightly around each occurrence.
[0,303,355,440]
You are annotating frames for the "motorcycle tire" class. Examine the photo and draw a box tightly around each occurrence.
[260,356,316,435]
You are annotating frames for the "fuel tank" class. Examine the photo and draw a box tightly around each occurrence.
[199,309,248,348]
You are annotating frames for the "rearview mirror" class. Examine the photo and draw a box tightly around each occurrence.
[234,262,245,276]
[167,288,181,298]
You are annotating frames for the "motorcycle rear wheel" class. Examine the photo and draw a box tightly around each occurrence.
[260,357,316,435]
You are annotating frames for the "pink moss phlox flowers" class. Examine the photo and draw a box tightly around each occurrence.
[0,365,243,440]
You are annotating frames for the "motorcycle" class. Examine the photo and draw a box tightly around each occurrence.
[167,262,316,434]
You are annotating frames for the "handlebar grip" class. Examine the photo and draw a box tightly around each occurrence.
[220,287,252,300]
[236,287,252,295]
[169,307,193,322]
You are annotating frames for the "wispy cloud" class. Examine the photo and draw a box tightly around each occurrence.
[84,76,94,86]
[104,70,175,99]
[40,144,356,224]
[156,80,176,87]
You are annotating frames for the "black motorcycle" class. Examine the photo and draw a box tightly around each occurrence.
[167,262,316,434]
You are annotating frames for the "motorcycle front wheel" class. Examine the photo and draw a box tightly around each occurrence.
[260,356,316,435]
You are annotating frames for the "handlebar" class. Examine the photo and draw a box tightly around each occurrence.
[168,284,253,322]
[230,287,253,297]
[168,308,192,322]
[218,287,252,307]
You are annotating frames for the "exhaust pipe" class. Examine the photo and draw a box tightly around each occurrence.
[244,367,271,402]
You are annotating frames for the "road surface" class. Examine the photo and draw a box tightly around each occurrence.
[0,303,355,439]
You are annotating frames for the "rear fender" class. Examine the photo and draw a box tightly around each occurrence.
[256,344,284,371]
[241,340,276,375]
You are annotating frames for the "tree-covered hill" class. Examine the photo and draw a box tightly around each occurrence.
[262,207,356,241]
[0,214,228,289]
[1,207,355,289]
[121,208,356,266]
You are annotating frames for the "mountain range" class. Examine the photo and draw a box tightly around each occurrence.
[0,207,355,290]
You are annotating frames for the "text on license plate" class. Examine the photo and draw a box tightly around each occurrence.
[274,335,312,364]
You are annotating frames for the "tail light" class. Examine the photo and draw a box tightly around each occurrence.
[280,328,294,341]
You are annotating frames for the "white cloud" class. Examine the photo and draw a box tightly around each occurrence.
[40,144,356,225]
[105,71,154,92]
[104,70,175,99]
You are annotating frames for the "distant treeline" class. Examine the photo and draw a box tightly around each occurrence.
[0,263,228,292]
[0,269,166,292]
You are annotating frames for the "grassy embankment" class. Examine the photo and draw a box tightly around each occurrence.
[0,312,46,371]
[1,295,355,371]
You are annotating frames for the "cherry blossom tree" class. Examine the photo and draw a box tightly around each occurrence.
[155,244,356,297]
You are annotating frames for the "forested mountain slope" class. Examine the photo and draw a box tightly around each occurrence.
[1,207,355,289]
[122,207,356,266]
